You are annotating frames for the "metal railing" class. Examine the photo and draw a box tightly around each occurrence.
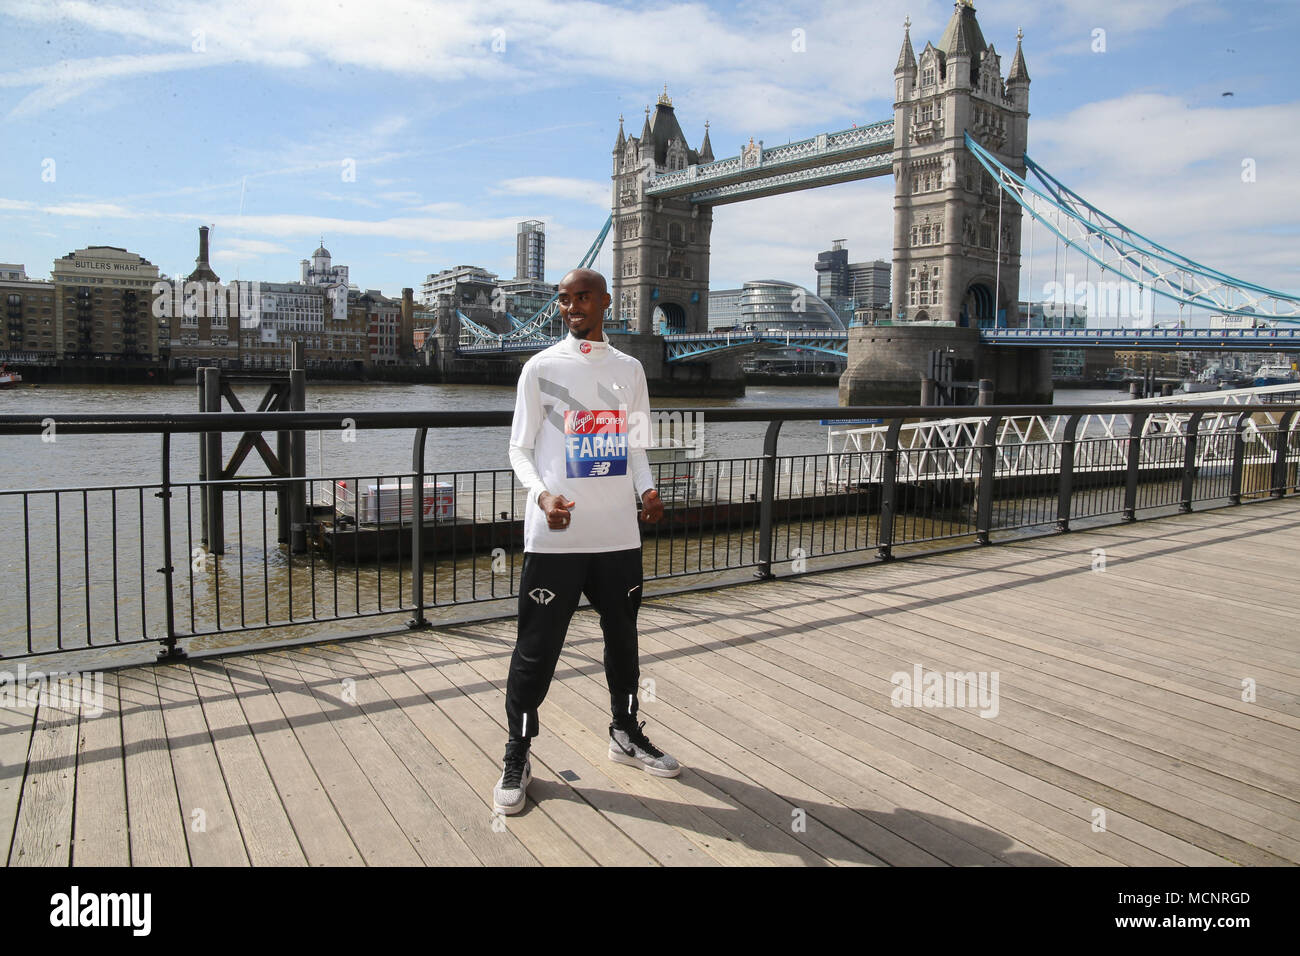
[1,402,1297,664]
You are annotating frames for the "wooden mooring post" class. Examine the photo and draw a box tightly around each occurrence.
[198,340,308,557]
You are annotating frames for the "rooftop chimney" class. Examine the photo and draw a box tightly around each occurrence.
[188,225,220,283]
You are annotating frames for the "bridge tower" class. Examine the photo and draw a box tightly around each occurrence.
[843,1,1046,404]
[893,0,1030,327]
[610,89,714,334]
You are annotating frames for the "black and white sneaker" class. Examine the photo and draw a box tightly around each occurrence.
[609,721,681,778]
[493,744,532,815]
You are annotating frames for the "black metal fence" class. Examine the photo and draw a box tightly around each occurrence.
[1,403,1297,663]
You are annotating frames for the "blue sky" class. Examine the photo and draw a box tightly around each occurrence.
[1,0,1297,309]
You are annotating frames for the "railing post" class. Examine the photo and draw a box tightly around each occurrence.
[1228,411,1250,505]
[974,413,1001,544]
[1056,413,1082,532]
[754,418,783,579]
[202,366,225,553]
[876,418,903,560]
[409,427,431,629]
[1179,411,1204,513]
[1122,411,1148,522]
[1270,410,1296,498]
[289,341,307,554]
[156,431,185,660]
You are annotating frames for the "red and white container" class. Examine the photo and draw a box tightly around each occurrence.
[335,479,454,524]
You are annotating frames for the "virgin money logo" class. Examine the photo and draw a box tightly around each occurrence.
[570,410,596,434]
[579,341,591,354]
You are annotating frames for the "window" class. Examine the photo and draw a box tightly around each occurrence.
[922,66,935,86]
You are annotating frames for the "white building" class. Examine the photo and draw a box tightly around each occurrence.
[300,241,349,287]
[419,265,498,306]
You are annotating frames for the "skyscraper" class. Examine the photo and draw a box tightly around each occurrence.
[515,220,545,282]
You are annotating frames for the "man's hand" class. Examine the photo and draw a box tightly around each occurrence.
[640,488,664,524]
[539,491,575,531]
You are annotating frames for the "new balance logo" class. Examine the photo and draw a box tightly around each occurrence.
[529,588,556,605]
[590,461,611,476]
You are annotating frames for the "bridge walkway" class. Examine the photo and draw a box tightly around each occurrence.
[4,499,1298,866]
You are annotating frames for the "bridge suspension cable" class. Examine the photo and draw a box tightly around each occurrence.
[459,214,614,349]
[965,134,1300,322]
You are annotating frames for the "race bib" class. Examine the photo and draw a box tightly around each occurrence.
[564,408,628,478]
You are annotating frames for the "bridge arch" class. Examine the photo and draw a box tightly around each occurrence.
[653,302,688,333]
[959,278,1013,329]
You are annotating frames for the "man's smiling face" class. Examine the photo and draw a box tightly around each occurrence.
[557,270,611,340]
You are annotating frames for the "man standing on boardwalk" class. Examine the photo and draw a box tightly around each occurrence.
[493,268,680,816]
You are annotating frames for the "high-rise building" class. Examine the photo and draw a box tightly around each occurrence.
[815,243,889,325]
[815,241,849,303]
[846,259,889,310]
[516,220,545,282]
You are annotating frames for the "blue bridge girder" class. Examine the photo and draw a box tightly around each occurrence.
[980,327,1300,349]
[452,325,1300,359]
[662,330,848,362]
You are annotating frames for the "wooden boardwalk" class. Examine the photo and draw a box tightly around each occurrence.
[4,499,1299,866]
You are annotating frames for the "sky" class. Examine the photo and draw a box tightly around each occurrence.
[1,0,1297,315]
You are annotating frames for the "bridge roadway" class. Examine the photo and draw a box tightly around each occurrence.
[456,326,1300,361]
[5,499,1299,866]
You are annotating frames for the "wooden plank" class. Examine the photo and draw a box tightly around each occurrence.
[613,612,1084,866]
[386,630,652,867]
[376,633,592,867]
[480,622,882,867]
[72,669,129,866]
[0,703,36,867]
[278,644,480,866]
[433,628,728,867]
[434,622,887,867]
[118,667,188,865]
[315,639,537,867]
[249,649,424,866]
[651,593,1171,866]
[816,564,1300,751]
[8,678,79,866]
[728,581,1299,864]
[220,658,363,866]
[153,663,250,866]
[684,591,1229,866]
[501,615,1000,866]
[187,661,306,866]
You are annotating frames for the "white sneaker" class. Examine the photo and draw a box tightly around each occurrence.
[609,721,681,778]
[493,748,531,815]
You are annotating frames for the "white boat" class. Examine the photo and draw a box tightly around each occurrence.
[1252,363,1299,387]
[0,366,22,388]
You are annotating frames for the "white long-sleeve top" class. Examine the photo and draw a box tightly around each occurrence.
[508,332,656,553]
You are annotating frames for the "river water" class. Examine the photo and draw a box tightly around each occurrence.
[0,383,1127,668]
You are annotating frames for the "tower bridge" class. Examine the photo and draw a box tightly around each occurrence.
[440,0,1298,401]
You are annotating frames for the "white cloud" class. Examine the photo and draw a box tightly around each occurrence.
[493,177,608,208]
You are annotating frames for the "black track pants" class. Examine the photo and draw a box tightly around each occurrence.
[505,548,643,740]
